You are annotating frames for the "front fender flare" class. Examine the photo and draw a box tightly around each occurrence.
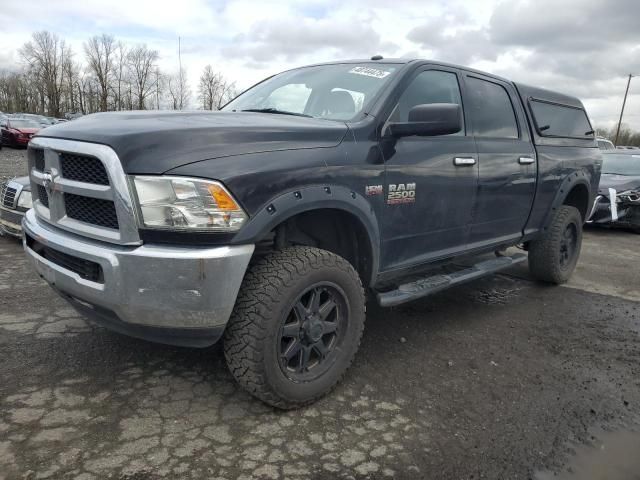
[233,184,381,285]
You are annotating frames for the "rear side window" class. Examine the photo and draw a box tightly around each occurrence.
[466,77,519,139]
[530,100,594,138]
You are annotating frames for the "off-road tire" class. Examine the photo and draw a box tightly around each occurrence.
[528,205,583,284]
[224,246,365,409]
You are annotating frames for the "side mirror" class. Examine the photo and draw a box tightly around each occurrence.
[387,103,462,138]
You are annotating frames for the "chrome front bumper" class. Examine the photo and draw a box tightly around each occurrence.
[0,206,24,237]
[23,209,254,346]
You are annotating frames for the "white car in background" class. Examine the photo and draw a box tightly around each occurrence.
[596,137,615,150]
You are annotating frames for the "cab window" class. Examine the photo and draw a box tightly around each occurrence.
[466,77,519,139]
[388,70,464,134]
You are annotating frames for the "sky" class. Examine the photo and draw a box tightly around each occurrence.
[0,0,638,130]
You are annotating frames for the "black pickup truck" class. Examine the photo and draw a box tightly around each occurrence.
[23,58,601,408]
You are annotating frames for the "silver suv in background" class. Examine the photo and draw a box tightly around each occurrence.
[0,177,32,237]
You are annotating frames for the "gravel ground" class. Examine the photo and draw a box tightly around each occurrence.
[0,146,28,184]
[0,146,639,479]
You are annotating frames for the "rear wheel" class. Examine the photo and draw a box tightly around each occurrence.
[224,246,365,409]
[528,205,583,284]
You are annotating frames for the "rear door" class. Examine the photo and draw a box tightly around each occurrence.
[461,74,536,248]
[379,67,478,271]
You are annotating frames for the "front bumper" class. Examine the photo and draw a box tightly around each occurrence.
[588,193,640,230]
[0,206,24,237]
[23,209,254,347]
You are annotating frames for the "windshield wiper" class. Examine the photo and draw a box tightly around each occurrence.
[239,108,312,118]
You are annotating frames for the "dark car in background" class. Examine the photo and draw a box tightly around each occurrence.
[0,118,40,147]
[588,151,640,233]
[0,176,32,237]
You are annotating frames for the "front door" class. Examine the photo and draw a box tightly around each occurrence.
[461,74,537,248]
[379,68,478,272]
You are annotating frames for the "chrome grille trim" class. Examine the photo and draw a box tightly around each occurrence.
[60,153,110,185]
[1,180,23,209]
[28,138,141,245]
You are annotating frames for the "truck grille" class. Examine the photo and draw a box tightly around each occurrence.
[27,139,140,245]
[1,183,17,208]
[26,234,104,283]
[60,153,110,185]
[37,185,49,208]
[64,193,119,230]
[34,149,45,171]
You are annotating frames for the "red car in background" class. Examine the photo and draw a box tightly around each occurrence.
[0,118,40,148]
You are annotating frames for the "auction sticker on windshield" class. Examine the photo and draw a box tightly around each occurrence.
[349,66,391,79]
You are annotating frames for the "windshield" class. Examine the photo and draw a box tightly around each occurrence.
[602,154,640,175]
[222,63,399,121]
[9,120,40,129]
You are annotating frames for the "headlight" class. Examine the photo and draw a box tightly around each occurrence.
[132,176,248,231]
[17,190,33,209]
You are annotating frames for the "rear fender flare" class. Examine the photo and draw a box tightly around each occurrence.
[542,170,592,230]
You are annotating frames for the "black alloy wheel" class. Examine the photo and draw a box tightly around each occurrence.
[277,282,348,382]
[224,246,366,409]
[559,223,578,269]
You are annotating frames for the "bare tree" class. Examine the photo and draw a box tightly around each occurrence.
[600,123,640,147]
[197,65,236,110]
[0,71,39,113]
[61,55,80,114]
[2,31,241,117]
[166,67,190,110]
[112,41,129,111]
[19,31,71,116]
[127,44,159,110]
[198,65,218,110]
[84,34,116,111]
[216,80,236,109]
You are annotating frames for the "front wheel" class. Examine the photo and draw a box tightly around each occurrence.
[224,246,365,409]
[528,205,583,284]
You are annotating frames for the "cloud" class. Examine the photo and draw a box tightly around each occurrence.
[489,0,640,51]
[404,0,640,129]
[0,0,637,129]
[222,17,397,66]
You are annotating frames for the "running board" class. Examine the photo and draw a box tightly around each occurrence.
[376,253,527,307]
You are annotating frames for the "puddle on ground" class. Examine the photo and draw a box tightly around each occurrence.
[535,430,640,480]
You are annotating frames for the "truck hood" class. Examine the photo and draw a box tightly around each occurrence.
[35,111,348,174]
[598,173,640,196]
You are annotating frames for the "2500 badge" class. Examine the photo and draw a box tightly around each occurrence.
[387,183,416,205]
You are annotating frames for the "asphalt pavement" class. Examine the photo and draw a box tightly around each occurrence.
[0,147,639,479]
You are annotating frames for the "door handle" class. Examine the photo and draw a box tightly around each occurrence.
[518,157,535,165]
[453,157,476,166]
